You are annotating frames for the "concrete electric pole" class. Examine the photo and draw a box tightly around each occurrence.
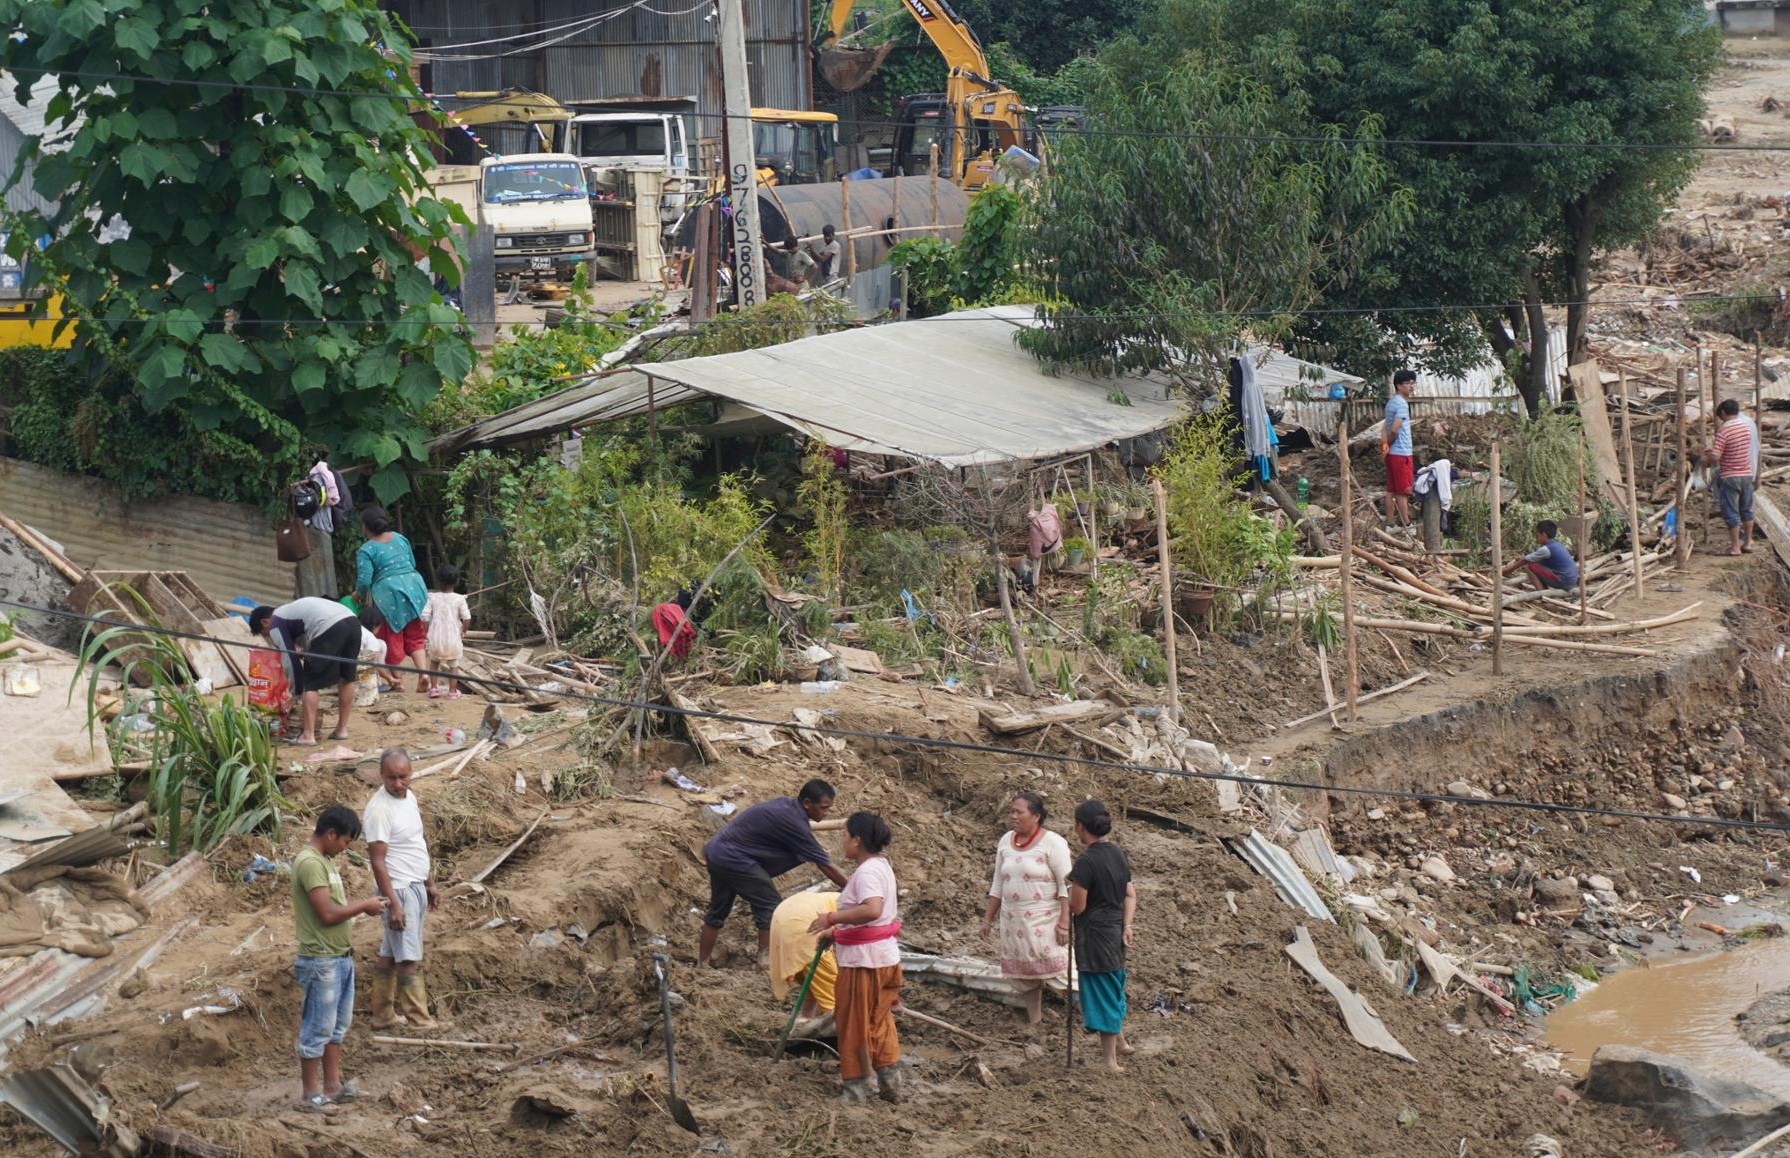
[716,0,765,307]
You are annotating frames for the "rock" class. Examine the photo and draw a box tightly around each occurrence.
[1366,808,1386,821]
[1587,874,1615,892]
[1534,877,1580,904]
[384,710,409,726]
[1552,1084,1581,1106]
[1663,793,1689,811]
[1420,856,1456,884]
[1583,1046,1790,1150]
[1523,1137,1562,1158]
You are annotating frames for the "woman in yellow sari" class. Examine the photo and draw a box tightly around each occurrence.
[770,891,838,1031]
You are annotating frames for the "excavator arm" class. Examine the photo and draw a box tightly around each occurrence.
[826,0,993,88]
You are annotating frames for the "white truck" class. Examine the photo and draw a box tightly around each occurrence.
[426,154,596,280]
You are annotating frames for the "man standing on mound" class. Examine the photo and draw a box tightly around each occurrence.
[363,748,441,1030]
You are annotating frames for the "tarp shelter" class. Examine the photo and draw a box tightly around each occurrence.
[438,306,1365,466]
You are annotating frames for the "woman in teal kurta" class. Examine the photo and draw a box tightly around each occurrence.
[355,505,429,692]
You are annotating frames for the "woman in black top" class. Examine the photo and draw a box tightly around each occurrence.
[1067,799,1136,1071]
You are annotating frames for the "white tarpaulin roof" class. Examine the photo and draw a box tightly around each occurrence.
[438,305,1366,466]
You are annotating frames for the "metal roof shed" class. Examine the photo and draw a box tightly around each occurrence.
[436,306,1193,465]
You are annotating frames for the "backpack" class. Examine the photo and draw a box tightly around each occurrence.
[329,468,355,522]
[290,478,324,520]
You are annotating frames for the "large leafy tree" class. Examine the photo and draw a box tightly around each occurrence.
[1176,0,1721,413]
[0,0,472,503]
[955,0,1140,75]
[1020,55,1410,387]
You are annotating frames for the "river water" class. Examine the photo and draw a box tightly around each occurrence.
[1546,936,1790,1100]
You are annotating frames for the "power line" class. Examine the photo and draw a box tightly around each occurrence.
[5,62,1790,155]
[5,291,1774,329]
[12,594,1786,835]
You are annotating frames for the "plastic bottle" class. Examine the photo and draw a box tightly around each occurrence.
[1296,476,1310,505]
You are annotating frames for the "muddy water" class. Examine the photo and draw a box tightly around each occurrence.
[1547,938,1790,1100]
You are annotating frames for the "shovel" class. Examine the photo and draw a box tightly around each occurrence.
[650,954,700,1134]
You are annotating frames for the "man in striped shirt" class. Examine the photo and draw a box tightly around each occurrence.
[1704,399,1758,556]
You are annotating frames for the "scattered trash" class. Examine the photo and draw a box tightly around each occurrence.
[444,726,467,746]
[1680,866,1703,883]
[172,987,242,1021]
[1523,1136,1562,1158]
[662,768,704,793]
[799,680,842,694]
[1724,894,1742,905]
[529,929,563,950]
[241,855,288,883]
[535,682,565,695]
[3,666,40,697]
[384,710,409,726]
[1397,1108,1420,1129]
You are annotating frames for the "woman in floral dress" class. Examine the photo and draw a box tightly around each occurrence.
[980,791,1072,1024]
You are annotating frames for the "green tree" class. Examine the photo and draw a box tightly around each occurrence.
[0,0,473,503]
[957,0,1140,74]
[1174,0,1721,413]
[1019,53,1410,388]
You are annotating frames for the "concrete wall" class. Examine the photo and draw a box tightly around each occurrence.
[0,457,294,607]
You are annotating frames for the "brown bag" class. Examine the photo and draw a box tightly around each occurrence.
[276,517,311,563]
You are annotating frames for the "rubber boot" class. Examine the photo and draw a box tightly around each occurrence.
[368,969,407,1030]
[836,1077,871,1105]
[397,974,440,1029]
[875,1063,904,1104]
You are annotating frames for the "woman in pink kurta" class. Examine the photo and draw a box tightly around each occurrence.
[979,791,1072,1024]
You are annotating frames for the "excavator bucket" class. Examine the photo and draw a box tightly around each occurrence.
[816,43,896,93]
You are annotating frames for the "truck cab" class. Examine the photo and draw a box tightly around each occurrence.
[572,112,692,175]
[477,154,595,278]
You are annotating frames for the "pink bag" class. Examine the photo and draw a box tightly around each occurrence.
[1027,504,1063,559]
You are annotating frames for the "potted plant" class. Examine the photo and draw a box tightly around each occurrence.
[1100,486,1124,519]
[1119,479,1150,521]
[1063,535,1091,567]
[1175,576,1216,620]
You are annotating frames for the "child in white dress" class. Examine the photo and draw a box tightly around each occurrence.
[420,565,471,699]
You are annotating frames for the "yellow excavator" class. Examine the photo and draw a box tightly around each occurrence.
[818,0,1032,191]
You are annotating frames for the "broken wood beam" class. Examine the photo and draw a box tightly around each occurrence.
[977,699,1118,735]
[1282,672,1429,729]
[371,1035,520,1053]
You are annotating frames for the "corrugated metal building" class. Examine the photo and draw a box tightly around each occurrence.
[0,74,63,219]
[386,0,811,137]
[0,457,294,607]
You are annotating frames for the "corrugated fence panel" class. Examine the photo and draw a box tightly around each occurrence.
[0,458,293,607]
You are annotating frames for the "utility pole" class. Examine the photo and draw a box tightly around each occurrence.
[717,0,765,307]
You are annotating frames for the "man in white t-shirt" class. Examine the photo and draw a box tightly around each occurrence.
[363,749,440,1029]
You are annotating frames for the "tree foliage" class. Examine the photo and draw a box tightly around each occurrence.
[1170,0,1721,412]
[0,0,473,503]
[1020,50,1410,390]
[956,0,1140,74]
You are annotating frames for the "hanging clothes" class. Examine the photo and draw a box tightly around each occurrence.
[651,602,696,658]
[307,462,339,534]
[1413,458,1455,511]
[1236,357,1275,483]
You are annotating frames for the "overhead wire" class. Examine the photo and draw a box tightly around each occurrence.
[7,62,1790,154]
[11,594,1788,836]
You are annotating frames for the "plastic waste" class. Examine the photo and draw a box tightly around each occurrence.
[662,767,704,793]
[241,854,288,883]
[800,681,842,694]
[443,726,466,746]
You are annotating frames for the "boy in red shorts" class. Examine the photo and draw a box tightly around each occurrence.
[1382,369,1417,527]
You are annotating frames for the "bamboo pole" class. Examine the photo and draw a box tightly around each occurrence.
[1576,425,1589,624]
[841,177,855,282]
[1151,478,1181,725]
[1676,367,1690,570]
[1283,671,1428,729]
[929,143,941,238]
[1619,370,1645,600]
[1267,613,1661,656]
[1496,602,1700,635]
[1489,441,1504,676]
[1338,420,1358,720]
[1756,335,1765,488]
[1315,641,1341,727]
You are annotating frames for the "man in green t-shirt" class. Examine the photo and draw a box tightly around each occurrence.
[291,804,387,1113]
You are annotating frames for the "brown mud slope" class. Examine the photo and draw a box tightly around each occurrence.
[6,561,1790,1157]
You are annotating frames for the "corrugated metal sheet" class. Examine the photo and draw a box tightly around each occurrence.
[1230,829,1335,922]
[0,1064,137,1156]
[435,305,1190,463]
[0,457,293,607]
[0,72,67,218]
[391,0,809,135]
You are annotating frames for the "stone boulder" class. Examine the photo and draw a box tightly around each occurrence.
[1583,1045,1790,1150]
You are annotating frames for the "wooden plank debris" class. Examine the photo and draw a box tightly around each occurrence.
[977,699,1118,735]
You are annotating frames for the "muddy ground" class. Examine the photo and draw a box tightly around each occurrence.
[15,33,1790,1158]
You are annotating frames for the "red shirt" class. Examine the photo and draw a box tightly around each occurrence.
[1712,416,1758,478]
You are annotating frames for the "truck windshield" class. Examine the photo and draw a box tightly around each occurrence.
[578,121,666,159]
[483,161,587,203]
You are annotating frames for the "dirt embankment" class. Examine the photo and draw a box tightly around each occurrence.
[8,556,1790,1158]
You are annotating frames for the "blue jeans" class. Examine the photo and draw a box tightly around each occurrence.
[294,955,355,1059]
[1719,475,1756,529]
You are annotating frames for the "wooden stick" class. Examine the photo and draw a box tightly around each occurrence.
[1350,545,1452,600]
[1576,424,1589,624]
[1676,367,1690,570]
[1152,478,1181,725]
[896,1005,1009,1048]
[1619,370,1645,600]
[1490,441,1504,675]
[1338,420,1358,720]
[1756,336,1765,489]
[1315,641,1341,728]
[372,1035,519,1053]
[469,806,549,884]
[1270,614,1660,656]
[1731,1120,1790,1158]
[0,513,85,583]
[1496,602,1700,636]
[1283,671,1428,729]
